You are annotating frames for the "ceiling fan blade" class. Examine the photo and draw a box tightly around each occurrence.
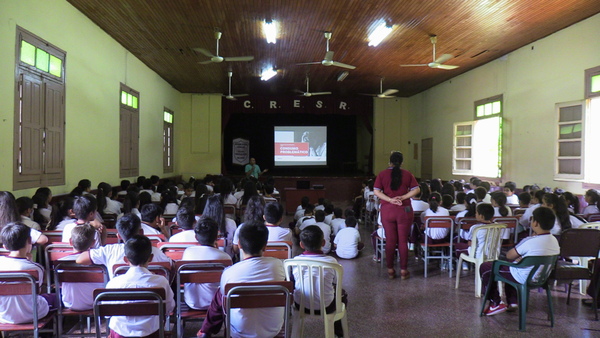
[359,93,378,97]
[224,56,254,62]
[232,94,249,97]
[435,64,459,70]
[293,89,305,94]
[193,48,216,58]
[434,54,454,64]
[311,92,332,96]
[400,64,428,67]
[324,51,334,62]
[381,89,399,96]
[296,62,321,66]
[198,60,215,65]
[331,61,356,70]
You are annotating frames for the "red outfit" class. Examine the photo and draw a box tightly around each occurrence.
[374,168,419,270]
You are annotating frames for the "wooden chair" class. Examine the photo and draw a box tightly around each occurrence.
[223,281,294,338]
[480,255,559,331]
[173,260,232,338]
[455,223,506,297]
[283,259,348,338]
[419,216,455,278]
[93,288,167,338]
[157,242,198,260]
[54,262,108,336]
[264,241,293,259]
[0,270,56,338]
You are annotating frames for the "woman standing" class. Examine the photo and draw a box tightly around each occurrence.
[374,152,420,279]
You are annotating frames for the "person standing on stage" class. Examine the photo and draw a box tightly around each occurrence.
[373,151,420,280]
[245,158,268,179]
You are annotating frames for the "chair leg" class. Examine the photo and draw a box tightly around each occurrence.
[324,314,335,338]
[567,282,572,305]
[455,257,463,289]
[545,286,555,327]
[474,263,482,298]
[291,311,304,338]
[518,286,528,331]
[341,312,350,338]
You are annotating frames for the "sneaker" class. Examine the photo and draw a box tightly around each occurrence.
[372,255,381,262]
[197,331,212,338]
[507,303,518,312]
[484,302,507,316]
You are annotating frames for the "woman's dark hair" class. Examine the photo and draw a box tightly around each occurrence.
[453,181,464,193]
[0,191,20,228]
[491,191,509,217]
[430,179,443,194]
[138,191,152,211]
[464,193,477,217]
[419,182,430,202]
[70,179,92,197]
[441,183,455,198]
[389,152,403,191]
[48,195,75,230]
[543,193,571,232]
[122,191,139,214]
[32,187,52,227]
[428,192,441,213]
[96,182,112,215]
[160,189,178,211]
[587,189,600,206]
[241,181,259,206]
[441,194,454,209]
[244,195,266,223]
[219,177,234,198]
[203,195,226,236]
[563,191,580,214]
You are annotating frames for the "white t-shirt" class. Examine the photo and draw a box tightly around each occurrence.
[89,243,171,279]
[506,194,519,205]
[169,229,197,243]
[180,246,232,310]
[294,209,306,221]
[324,214,334,225]
[220,256,285,338]
[141,223,161,235]
[58,254,105,311]
[510,234,559,284]
[519,203,540,229]
[0,256,48,324]
[291,254,338,310]
[266,226,293,243]
[104,197,123,216]
[62,222,102,248]
[106,266,175,337]
[450,204,466,212]
[330,218,345,236]
[56,218,75,231]
[163,203,179,215]
[334,227,361,259]
[20,216,41,231]
[423,207,450,239]
[583,204,600,216]
[551,215,585,234]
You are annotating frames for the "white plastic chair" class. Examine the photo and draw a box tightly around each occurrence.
[283,259,349,338]
[455,223,506,297]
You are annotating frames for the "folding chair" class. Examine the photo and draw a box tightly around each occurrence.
[223,281,294,338]
[0,270,56,338]
[455,223,506,297]
[420,216,455,278]
[264,241,293,259]
[44,242,75,293]
[54,262,108,336]
[157,242,198,260]
[374,228,399,268]
[93,287,167,338]
[173,260,232,338]
[148,234,167,246]
[283,259,348,338]
[480,255,559,331]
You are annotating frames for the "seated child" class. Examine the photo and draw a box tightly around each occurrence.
[450,192,467,212]
[480,207,559,315]
[296,205,316,231]
[330,207,346,236]
[76,213,171,279]
[181,218,232,310]
[62,195,105,247]
[58,223,105,311]
[294,196,311,222]
[15,197,42,231]
[105,235,175,337]
[140,203,170,239]
[334,216,364,259]
[503,181,519,205]
[324,203,334,225]
[421,192,450,243]
[169,206,197,242]
[454,204,494,260]
[306,210,332,254]
[293,225,347,337]
[198,221,285,338]
[264,202,293,243]
[0,222,56,324]
[519,190,543,230]
[583,189,600,216]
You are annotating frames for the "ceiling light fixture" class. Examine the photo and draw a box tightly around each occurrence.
[263,20,277,44]
[368,21,393,47]
[261,68,277,81]
[337,71,349,82]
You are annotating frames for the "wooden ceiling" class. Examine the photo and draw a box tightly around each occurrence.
[67,0,600,97]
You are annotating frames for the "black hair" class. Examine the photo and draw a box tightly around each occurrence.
[179,197,195,210]
[241,181,259,206]
[464,193,478,217]
[176,206,196,230]
[518,192,531,205]
[142,179,154,190]
[194,217,219,246]
[122,191,139,214]
[264,202,284,224]
[471,178,482,188]
[124,235,152,266]
[428,192,441,213]
[218,177,234,198]
[430,179,443,194]
[453,181,464,193]
[300,225,324,252]
[543,193,571,231]
[238,221,269,256]
[315,210,325,222]
[419,182,431,202]
[73,195,97,221]
[300,196,310,209]
[136,176,146,187]
[150,175,160,185]
[48,196,75,230]
[304,204,315,215]
[244,195,266,223]
[345,216,357,227]
[474,187,487,201]
[333,207,343,218]
[160,189,178,212]
[533,189,545,204]
[138,191,152,211]
[504,181,517,192]
[441,194,454,209]
[533,207,556,231]
[441,183,455,198]
[141,203,162,223]
[563,191,580,214]
[344,209,354,218]
[389,152,404,191]
[203,195,227,235]
[324,203,334,215]
[476,203,494,221]
[480,181,491,192]
[16,196,34,215]
[32,187,52,228]
[71,223,96,252]
[117,213,142,242]
[455,192,466,205]
[120,180,131,190]
[96,182,112,215]
[586,189,600,206]
[0,222,30,251]
[491,191,509,217]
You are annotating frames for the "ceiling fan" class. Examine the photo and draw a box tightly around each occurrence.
[194,30,254,65]
[297,32,356,70]
[361,78,398,98]
[294,76,332,97]
[401,35,459,70]
[223,71,248,101]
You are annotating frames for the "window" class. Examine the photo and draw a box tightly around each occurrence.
[452,95,503,178]
[14,27,66,190]
[163,108,174,173]
[119,84,139,178]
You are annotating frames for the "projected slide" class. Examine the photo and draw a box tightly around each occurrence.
[274,126,327,166]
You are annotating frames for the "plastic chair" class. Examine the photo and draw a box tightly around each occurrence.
[420,216,455,278]
[157,242,198,260]
[0,270,56,338]
[283,259,349,338]
[93,287,167,338]
[223,281,294,338]
[479,255,559,331]
[455,223,506,297]
[492,216,519,245]
[581,222,600,230]
[550,228,600,319]
[174,260,232,338]
[264,241,293,259]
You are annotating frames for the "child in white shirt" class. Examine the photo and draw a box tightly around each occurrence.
[16,197,42,231]
[169,206,197,243]
[454,203,494,259]
[583,189,600,216]
[303,210,332,253]
[422,192,450,242]
[503,181,519,205]
[264,202,293,243]
[62,195,105,248]
[330,208,346,236]
[334,216,364,259]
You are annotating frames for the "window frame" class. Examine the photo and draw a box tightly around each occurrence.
[585,65,600,99]
[452,121,474,175]
[554,101,585,181]
[163,107,174,173]
[119,83,140,178]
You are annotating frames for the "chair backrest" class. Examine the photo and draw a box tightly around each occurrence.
[102,214,117,229]
[54,263,108,284]
[175,260,232,284]
[588,214,600,222]
[105,228,120,244]
[42,231,64,244]
[424,216,454,245]
[44,242,75,292]
[157,242,198,260]
[515,255,559,287]
[283,258,343,316]
[581,222,600,230]
[264,241,293,259]
[113,261,172,280]
[0,271,43,334]
[559,228,600,258]
[513,208,526,216]
[456,217,479,231]
[469,223,506,261]
[147,234,167,246]
[223,204,236,216]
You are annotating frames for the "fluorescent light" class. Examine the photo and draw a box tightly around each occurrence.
[337,71,349,82]
[368,22,393,47]
[263,20,277,44]
[261,68,277,81]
